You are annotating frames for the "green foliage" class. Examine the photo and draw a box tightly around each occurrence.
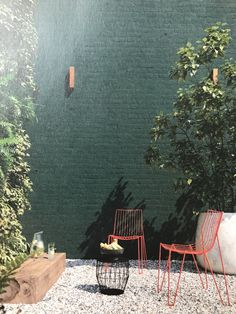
[0,0,37,272]
[146,23,236,212]
[170,23,231,80]
[0,253,27,296]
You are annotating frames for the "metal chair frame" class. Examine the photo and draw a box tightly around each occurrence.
[157,209,230,306]
[108,208,147,274]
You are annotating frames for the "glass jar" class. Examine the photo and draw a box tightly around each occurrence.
[30,231,45,257]
[48,242,55,260]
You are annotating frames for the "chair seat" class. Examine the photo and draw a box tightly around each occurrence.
[161,242,198,254]
[110,234,144,241]
[108,208,147,274]
[158,210,230,306]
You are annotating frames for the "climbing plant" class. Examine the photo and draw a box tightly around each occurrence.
[146,23,236,212]
[0,0,37,268]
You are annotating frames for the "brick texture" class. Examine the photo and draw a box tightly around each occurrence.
[22,0,236,258]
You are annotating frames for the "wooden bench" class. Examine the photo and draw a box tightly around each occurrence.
[1,253,66,304]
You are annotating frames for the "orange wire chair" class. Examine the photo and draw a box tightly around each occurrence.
[157,209,230,306]
[108,208,147,274]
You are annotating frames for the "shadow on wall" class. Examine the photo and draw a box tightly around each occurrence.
[79,177,146,258]
[145,191,202,260]
[79,177,201,259]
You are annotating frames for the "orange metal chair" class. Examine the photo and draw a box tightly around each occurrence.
[157,209,230,306]
[108,208,147,274]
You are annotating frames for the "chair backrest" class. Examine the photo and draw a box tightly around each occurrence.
[112,209,144,237]
[199,209,223,253]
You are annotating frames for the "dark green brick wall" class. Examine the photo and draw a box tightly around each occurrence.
[22,0,236,258]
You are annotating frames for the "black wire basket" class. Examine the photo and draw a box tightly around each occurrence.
[100,247,124,255]
[96,255,129,295]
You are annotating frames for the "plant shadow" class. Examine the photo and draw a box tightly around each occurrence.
[79,177,146,259]
[79,177,202,263]
[66,260,96,268]
[144,190,203,267]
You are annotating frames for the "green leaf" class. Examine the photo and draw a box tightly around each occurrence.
[187,178,192,185]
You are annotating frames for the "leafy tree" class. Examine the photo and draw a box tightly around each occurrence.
[0,0,37,268]
[146,23,236,212]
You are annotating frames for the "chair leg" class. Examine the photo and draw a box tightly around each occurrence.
[202,252,208,289]
[108,235,113,244]
[141,236,148,269]
[204,253,225,305]
[216,236,231,305]
[157,244,168,293]
[168,253,185,307]
[192,254,205,289]
[108,236,147,275]
[157,244,162,292]
[167,251,172,305]
[137,237,142,274]
[139,237,143,273]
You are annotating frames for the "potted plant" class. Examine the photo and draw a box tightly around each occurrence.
[146,22,236,273]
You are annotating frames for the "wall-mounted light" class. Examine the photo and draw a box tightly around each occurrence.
[65,66,75,97]
[69,66,75,89]
[212,68,218,85]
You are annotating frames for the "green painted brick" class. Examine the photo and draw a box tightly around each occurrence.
[22,0,236,258]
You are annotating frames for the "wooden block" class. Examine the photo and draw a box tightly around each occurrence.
[0,253,66,304]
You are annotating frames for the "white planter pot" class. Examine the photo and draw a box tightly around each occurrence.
[196,212,236,274]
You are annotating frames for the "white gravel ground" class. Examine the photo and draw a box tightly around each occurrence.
[4,259,236,314]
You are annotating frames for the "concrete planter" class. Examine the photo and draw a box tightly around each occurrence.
[196,212,236,274]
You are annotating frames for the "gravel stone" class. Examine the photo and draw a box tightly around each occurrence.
[4,259,236,314]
